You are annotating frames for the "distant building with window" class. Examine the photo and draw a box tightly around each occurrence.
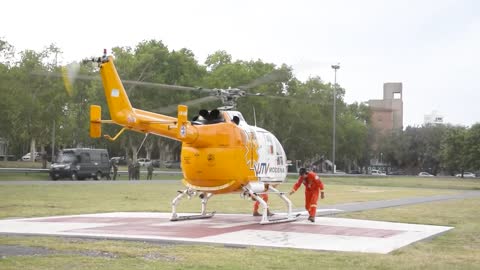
[367,83,403,169]
[367,82,403,133]
[424,111,444,125]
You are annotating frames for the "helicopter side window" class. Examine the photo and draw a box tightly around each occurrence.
[272,136,285,165]
[232,116,240,125]
[225,111,247,126]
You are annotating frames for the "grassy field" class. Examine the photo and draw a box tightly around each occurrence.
[0,176,479,269]
[0,161,46,168]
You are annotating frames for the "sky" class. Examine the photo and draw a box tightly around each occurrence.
[1,0,479,127]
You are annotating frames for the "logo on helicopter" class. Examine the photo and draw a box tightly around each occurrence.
[254,163,269,175]
[269,167,286,173]
[180,125,186,137]
[254,163,286,175]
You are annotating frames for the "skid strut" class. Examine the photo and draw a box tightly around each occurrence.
[170,189,215,221]
[243,185,299,225]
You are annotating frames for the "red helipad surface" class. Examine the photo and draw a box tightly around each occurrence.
[0,212,452,254]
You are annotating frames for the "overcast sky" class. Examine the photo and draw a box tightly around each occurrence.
[2,0,479,127]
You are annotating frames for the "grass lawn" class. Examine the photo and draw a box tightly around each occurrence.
[0,176,479,269]
[0,161,46,168]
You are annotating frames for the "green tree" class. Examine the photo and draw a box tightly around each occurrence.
[440,126,467,175]
[7,47,69,160]
[205,50,232,71]
[464,123,480,173]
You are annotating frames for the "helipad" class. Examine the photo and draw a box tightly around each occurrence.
[0,212,452,254]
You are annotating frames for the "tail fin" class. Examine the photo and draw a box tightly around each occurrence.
[90,105,102,138]
[99,56,134,125]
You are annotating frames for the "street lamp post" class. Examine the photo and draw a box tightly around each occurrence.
[331,64,340,173]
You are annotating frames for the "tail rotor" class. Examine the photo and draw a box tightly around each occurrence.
[60,61,80,96]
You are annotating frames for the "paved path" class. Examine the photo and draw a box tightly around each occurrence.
[315,191,480,215]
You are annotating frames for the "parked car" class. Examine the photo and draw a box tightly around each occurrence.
[371,169,386,176]
[151,159,161,168]
[137,158,151,167]
[418,172,434,177]
[388,170,405,175]
[21,152,40,161]
[164,160,181,169]
[110,156,126,165]
[455,172,476,178]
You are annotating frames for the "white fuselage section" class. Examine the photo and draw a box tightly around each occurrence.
[225,111,288,183]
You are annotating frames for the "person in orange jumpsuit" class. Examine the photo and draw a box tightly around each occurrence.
[253,194,273,216]
[253,183,276,216]
[289,167,325,222]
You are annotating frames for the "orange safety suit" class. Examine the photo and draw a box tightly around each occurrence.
[291,171,324,217]
[253,193,269,212]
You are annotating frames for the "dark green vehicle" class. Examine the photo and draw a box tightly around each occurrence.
[49,148,110,180]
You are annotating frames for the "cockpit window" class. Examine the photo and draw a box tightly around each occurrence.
[271,135,285,165]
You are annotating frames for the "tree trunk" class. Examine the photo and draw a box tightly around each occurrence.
[145,139,154,160]
[30,138,36,163]
[128,137,138,162]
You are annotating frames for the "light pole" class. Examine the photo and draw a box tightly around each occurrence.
[331,63,340,173]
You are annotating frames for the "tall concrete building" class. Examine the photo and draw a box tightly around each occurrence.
[368,83,403,133]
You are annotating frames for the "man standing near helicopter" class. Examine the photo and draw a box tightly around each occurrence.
[289,167,325,222]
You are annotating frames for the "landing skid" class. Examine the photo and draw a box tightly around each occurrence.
[170,212,216,221]
[259,213,301,225]
[170,188,214,222]
[244,185,299,225]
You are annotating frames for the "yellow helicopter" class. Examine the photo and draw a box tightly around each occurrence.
[89,51,297,224]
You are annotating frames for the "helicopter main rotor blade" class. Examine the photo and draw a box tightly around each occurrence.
[33,72,212,93]
[121,80,211,93]
[238,69,289,90]
[157,96,220,114]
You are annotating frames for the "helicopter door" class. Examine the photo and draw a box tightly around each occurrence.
[253,131,272,178]
[254,132,287,182]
